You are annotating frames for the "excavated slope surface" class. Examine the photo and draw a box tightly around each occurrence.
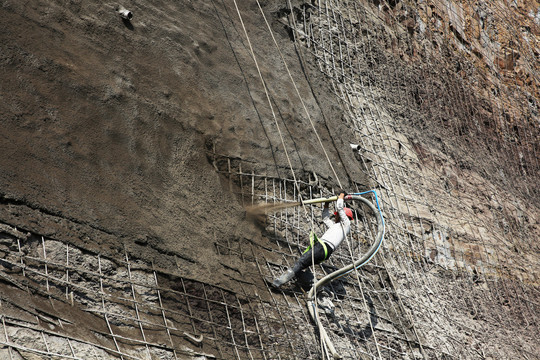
[0,0,538,359]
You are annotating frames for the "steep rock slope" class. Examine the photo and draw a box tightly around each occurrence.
[0,0,538,359]
[1,0,364,285]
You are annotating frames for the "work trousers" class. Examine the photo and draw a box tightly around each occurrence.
[291,242,334,275]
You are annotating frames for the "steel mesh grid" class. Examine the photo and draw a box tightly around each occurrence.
[0,0,538,359]
[0,227,282,359]
[284,0,538,358]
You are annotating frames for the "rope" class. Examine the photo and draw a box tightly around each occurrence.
[253,7,353,357]
[242,6,344,357]
[232,0,322,252]
[256,0,344,189]
[230,3,385,358]
[228,9,325,357]
[230,0,304,201]
[342,193,384,359]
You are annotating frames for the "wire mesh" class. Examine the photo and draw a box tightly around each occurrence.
[0,0,538,359]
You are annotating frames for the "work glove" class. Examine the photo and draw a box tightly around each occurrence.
[336,188,347,196]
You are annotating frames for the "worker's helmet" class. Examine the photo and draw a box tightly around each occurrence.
[335,207,354,220]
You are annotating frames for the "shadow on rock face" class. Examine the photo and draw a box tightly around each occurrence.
[122,18,134,30]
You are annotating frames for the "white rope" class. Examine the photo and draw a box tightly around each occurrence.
[231,0,303,199]
[250,3,378,358]
[344,216,383,359]
[307,194,385,359]
[229,9,324,352]
[252,8,346,357]
[230,3,384,359]
[256,0,344,189]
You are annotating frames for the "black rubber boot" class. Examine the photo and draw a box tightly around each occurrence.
[272,269,295,288]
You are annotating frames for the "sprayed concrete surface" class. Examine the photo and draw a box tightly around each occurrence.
[0,0,539,359]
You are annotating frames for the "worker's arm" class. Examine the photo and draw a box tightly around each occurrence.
[335,192,350,226]
[322,201,333,227]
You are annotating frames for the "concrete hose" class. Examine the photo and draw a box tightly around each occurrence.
[307,193,385,359]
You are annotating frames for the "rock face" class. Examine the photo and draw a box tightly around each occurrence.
[0,0,538,359]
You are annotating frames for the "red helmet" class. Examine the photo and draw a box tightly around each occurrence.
[334,207,354,220]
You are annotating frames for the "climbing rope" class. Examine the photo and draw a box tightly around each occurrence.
[252,7,351,351]
[229,3,385,358]
[231,0,304,200]
[255,0,344,190]
[231,4,343,345]
[228,7,327,356]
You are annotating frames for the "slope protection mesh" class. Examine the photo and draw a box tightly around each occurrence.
[0,1,538,359]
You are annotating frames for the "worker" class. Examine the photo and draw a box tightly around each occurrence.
[272,192,353,288]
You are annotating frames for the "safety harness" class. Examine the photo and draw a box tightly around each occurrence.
[303,231,329,260]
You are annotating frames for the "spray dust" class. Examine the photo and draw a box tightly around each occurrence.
[246,202,300,215]
[245,202,301,225]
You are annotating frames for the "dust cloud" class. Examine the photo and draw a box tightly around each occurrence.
[245,202,301,224]
[246,202,301,215]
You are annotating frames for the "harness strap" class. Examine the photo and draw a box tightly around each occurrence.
[303,231,329,260]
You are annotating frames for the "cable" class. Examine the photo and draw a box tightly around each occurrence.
[230,0,303,200]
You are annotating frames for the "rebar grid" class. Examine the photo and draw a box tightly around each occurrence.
[0,1,537,359]
[208,0,538,357]
[0,227,288,360]
[205,152,437,358]
[283,0,538,358]
[208,132,537,358]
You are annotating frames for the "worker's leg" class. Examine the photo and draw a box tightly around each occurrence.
[292,242,333,274]
[272,243,333,288]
